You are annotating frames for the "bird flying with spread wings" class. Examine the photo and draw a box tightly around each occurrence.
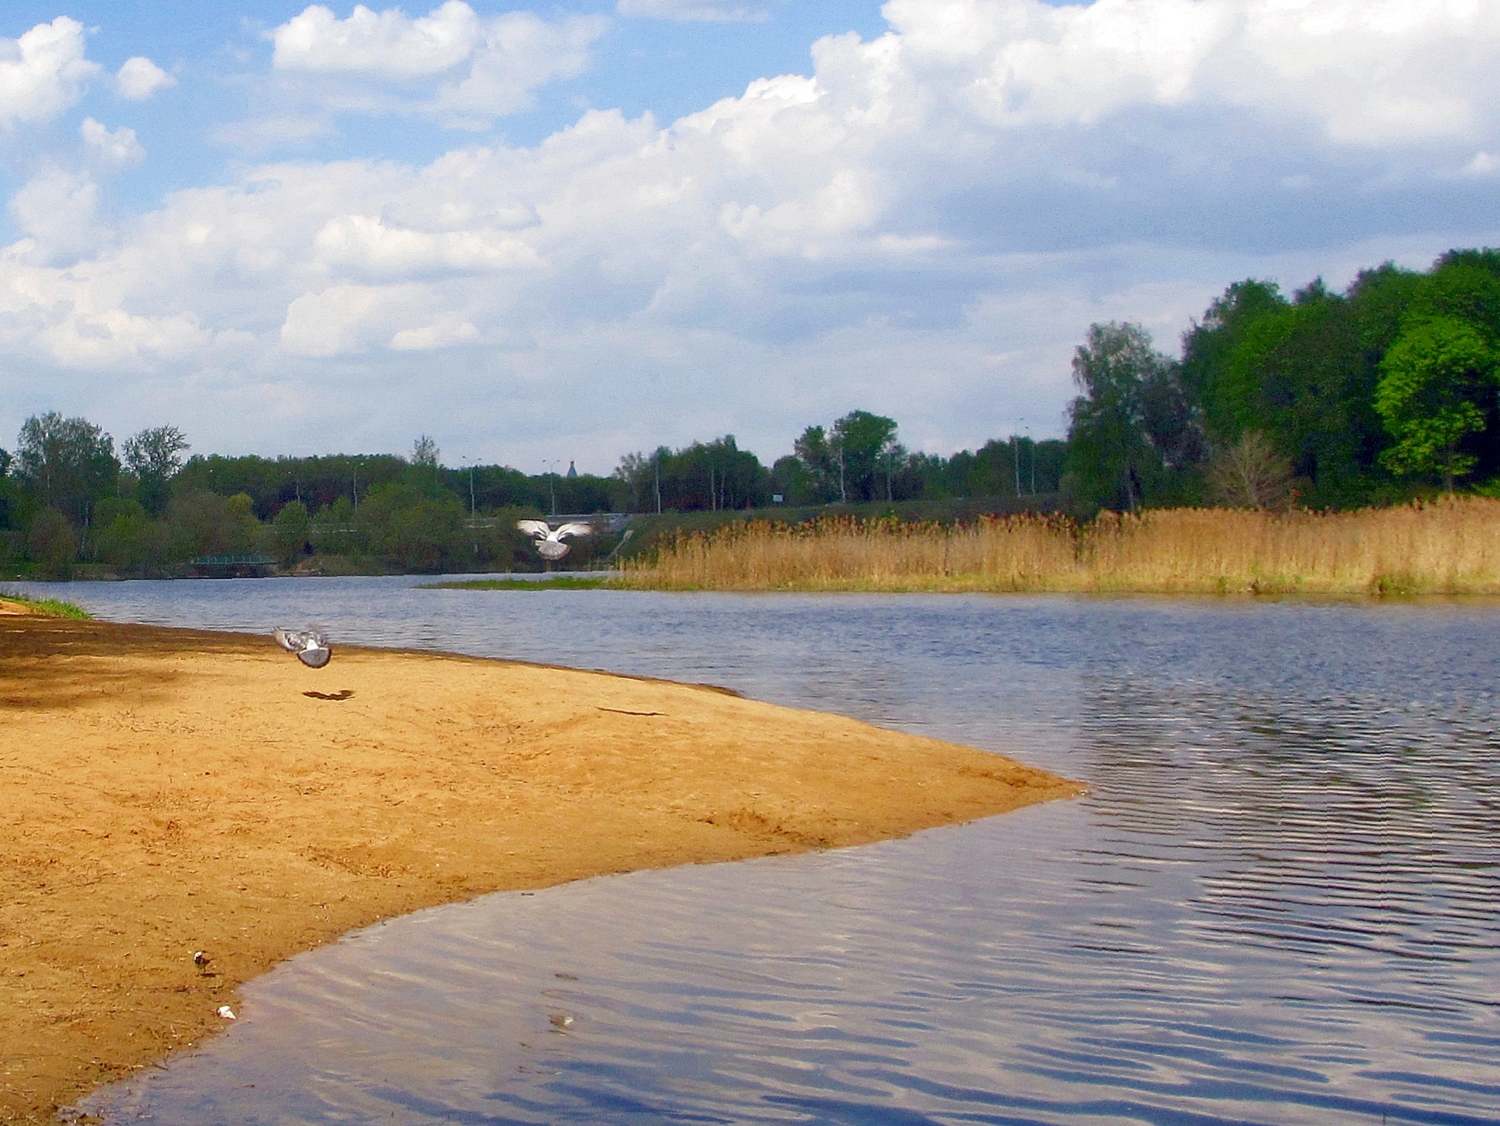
[274,627,332,668]
[516,519,592,560]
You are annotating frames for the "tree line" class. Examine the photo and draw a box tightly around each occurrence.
[1064,248,1500,510]
[0,412,1062,577]
[614,413,1063,513]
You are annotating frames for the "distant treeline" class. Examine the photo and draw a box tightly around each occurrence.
[615,415,1063,514]
[2,246,1492,577]
[0,411,1062,578]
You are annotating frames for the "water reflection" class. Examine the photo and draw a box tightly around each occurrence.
[13,578,1494,1125]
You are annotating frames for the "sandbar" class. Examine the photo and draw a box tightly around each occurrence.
[0,610,1080,1123]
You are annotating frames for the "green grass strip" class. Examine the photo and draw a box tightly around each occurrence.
[420,576,617,591]
[0,592,92,619]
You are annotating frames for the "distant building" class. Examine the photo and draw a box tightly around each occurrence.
[566,460,578,478]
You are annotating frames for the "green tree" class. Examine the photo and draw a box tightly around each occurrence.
[1348,261,1423,358]
[1219,286,1383,500]
[0,446,17,532]
[273,500,311,565]
[360,482,465,572]
[961,440,1018,498]
[1064,322,1176,511]
[793,425,838,502]
[768,454,818,505]
[1375,316,1497,490]
[1180,279,1287,441]
[168,491,261,557]
[92,498,163,575]
[14,413,119,528]
[27,508,78,576]
[828,411,899,504]
[615,438,768,512]
[311,496,367,557]
[122,425,190,516]
[1410,259,1500,331]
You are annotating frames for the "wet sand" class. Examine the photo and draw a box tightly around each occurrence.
[0,611,1080,1124]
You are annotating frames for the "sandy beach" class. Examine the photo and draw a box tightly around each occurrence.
[0,607,1080,1124]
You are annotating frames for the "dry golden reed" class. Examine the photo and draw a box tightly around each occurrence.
[616,499,1500,595]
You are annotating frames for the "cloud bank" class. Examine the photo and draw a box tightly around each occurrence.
[2,0,1498,466]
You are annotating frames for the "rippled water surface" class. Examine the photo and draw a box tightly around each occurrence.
[14,577,1499,1125]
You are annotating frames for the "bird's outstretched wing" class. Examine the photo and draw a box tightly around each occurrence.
[516,519,552,539]
[274,627,308,653]
[553,522,593,540]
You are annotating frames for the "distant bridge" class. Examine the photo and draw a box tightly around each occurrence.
[306,513,632,536]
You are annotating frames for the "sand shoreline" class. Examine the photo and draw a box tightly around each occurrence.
[1,612,1080,1124]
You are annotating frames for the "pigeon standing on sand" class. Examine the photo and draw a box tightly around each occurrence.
[516,519,592,561]
[273,627,332,668]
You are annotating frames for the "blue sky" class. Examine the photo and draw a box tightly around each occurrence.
[1,0,1497,473]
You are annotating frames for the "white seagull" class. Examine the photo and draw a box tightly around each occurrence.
[516,519,592,561]
[274,627,332,668]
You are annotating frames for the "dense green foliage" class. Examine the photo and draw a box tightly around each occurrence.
[1065,248,1500,511]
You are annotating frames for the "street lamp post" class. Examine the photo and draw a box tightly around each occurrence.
[1023,422,1035,495]
[1013,428,1021,498]
[464,457,478,557]
[542,459,558,516]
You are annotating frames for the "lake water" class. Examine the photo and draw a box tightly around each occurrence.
[10,576,1499,1126]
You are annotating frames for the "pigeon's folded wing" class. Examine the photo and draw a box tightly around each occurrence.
[516,520,551,538]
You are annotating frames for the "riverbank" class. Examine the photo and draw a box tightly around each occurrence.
[617,499,1500,595]
[0,613,1079,1124]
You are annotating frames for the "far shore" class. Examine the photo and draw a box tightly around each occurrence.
[0,610,1080,1125]
[14,498,1500,598]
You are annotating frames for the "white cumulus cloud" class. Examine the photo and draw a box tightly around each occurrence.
[115,56,175,101]
[0,17,100,127]
[7,168,102,264]
[270,2,607,125]
[390,312,479,350]
[313,213,542,275]
[274,1,482,78]
[884,0,1500,144]
[81,118,145,168]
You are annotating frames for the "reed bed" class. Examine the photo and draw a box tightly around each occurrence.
[616,498,1500,595]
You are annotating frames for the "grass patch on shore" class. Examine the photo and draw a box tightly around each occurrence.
[616,498,1500,597]
[0,592,92,618]
[422,576,616,591]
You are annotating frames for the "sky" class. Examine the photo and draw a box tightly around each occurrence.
[0,0,1497,474]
